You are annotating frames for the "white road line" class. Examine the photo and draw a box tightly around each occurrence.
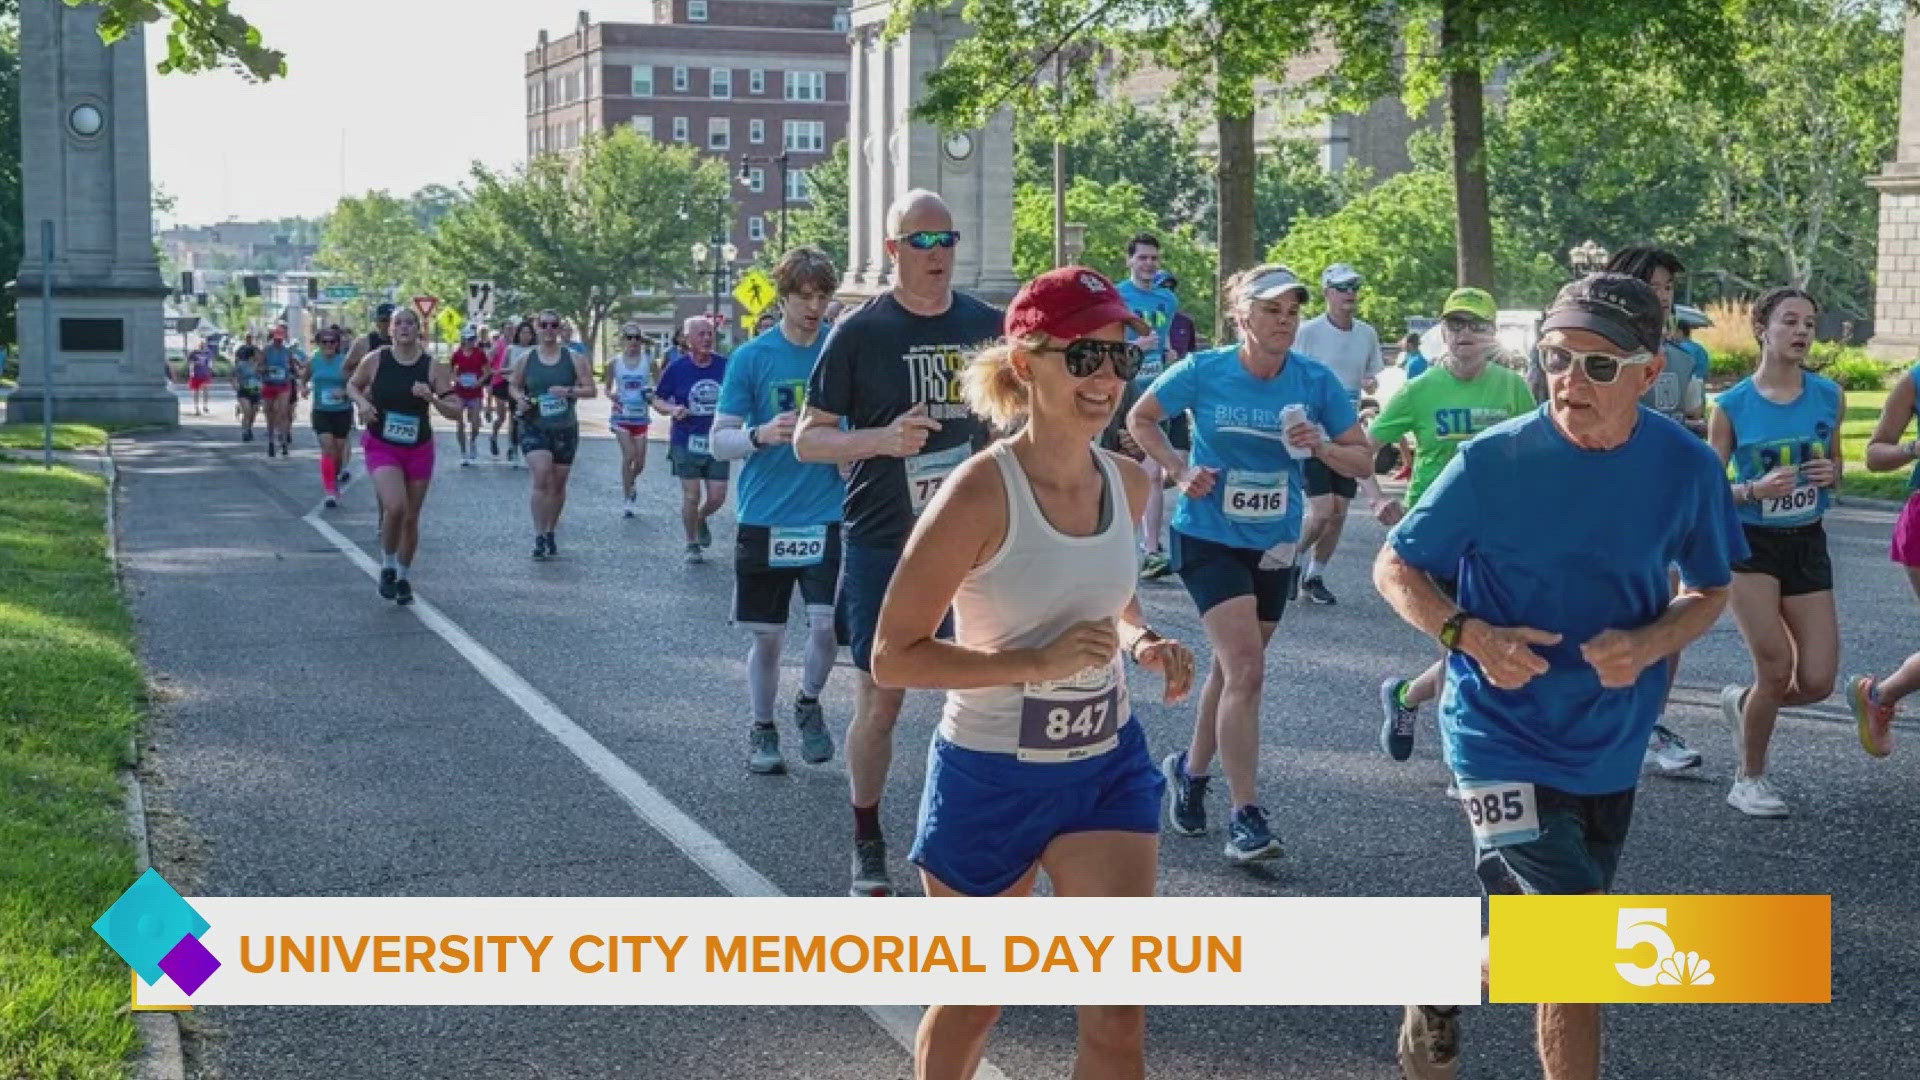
[303,506,1007,1080]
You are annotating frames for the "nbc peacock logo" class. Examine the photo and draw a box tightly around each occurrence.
[1614,907,1715,988]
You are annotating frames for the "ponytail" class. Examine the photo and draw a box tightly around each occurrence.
[962,342,1029,430]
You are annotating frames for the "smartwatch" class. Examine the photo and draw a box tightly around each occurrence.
[1437,611,1473,653]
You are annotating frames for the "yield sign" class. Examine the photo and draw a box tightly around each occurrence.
[412,295,439,321]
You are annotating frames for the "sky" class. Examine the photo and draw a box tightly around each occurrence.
[146,0,612,227]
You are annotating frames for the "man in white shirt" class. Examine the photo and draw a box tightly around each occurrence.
[1292,263,1384,605]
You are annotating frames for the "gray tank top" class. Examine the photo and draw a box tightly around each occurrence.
[523,349,578,428]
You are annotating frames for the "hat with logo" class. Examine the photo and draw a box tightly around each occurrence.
[1005,266,1148,340]
[1540,273,1663,354]
[1442,287,1497,322]
[1236,266,1311,305]
[1322,263,1363,289]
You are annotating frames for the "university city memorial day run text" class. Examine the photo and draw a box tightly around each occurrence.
[236,933,1244,976]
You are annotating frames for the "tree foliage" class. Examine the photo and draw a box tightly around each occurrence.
[85,0,284,80]
[771,139,850,272]
[1013,100,1212,234]
[315,191,431,301]
[1012,177,1217,336]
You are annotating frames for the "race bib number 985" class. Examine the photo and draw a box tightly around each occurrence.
[1456,781,1541,848]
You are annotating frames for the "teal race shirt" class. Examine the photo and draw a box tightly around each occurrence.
[719,327,845,528]
[1716,372,1842,528]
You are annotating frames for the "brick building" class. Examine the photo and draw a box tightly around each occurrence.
[526,3,849,337]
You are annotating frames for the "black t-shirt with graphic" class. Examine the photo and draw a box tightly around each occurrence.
[807,290,1004,547]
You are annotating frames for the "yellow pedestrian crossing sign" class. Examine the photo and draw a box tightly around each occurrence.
[436,306,465,340]
[732,269,777,315]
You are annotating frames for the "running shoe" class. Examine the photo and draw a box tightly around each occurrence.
[338,470,351,487]
[490,435,500,458]
[393,578,414,606]
[460,454,472,468]
[544,532,558,559]
[795,696,833,764]
[1643,724,1702,773]
[850,837,894,897]
[685,543,704,565]
[623,496,636,519]
[1396,1005,1461,1080]
[748,725,786,774]
[507,445,519,464]
[377,568,397,600]
[323,495,337,509]
[242,429,253,442]
[1139,552,1171,580]
[533,535,549,561]
[1161,751,1208,836]
[1727,776,1789,818]
[698,518,712,549]
[1224,805,1281,862]
[1379,678,1417,761]
[1301,576,1337,605]
[1848,674,1896,758]
[266,439,276,458]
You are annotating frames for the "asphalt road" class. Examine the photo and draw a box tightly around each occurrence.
[119,388,1920,1078]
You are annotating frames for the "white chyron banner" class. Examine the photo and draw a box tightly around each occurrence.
[133,896,1481,1008]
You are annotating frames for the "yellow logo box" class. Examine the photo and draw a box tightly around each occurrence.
[1489,895,1830,1004]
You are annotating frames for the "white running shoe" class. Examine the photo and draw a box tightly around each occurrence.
[1396,1005,1461,1079]
[1643,724,1703,773]
[1727,776,1789,818]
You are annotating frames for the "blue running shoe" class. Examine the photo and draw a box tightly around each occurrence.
[1380,677,1417,761]
[794,696,833,764]
[1161,751,1208,836]
[1224,805,1281,862]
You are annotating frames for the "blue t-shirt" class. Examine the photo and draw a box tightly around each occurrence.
[655,353,729,451]
[1116,279,1180,381]
[262,343,294,385]
[1146,346,1358,552]
[1716,372,1842,528]
[718,327,845,528]
[1640,340,1704,421]
[1406,353,1429,379]
[1388,407,1747,794]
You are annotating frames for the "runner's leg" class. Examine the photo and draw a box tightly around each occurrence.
[1187,596,1279,809]
[1727,573,1790,778]
[1043,830,1157,1080]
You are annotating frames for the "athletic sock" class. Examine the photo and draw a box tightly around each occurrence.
[852,803,883,842]
[1303,556,1323,579]
[382,552,397,571]
[395,561,410,581]
[1394,681,1413,709]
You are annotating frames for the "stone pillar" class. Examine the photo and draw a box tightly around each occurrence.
[842,0,1018,305]
[1869,14,1920,361]
[6,2,177,426]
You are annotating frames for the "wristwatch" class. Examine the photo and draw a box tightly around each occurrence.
[747,425,762,450]
[1437,611,1474,653]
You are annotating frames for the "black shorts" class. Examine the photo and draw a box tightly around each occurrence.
[311,409,353,438]
[1473,785,1636,896]
[1169,528,1295,623]
[1731,522,1832,597]
[734,523,842,628]
[237,388,262,404]
[1303,457,1358,499]
[519,423,580,466]
[489,381,512,400]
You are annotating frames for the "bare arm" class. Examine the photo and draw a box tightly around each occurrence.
[1311,422,1375,479]
[426,361,464,421]
[793,405,906,465]
[571,354,597,400]
[1125,391,1184,479]
[1866,373,1920,473]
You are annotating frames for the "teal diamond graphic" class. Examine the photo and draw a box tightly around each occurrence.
[92,868,211,985]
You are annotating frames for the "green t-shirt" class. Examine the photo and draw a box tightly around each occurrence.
[1369,363,1537,506]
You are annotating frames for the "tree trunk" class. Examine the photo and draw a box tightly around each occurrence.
[1442,0,1495,291]
[1214,93,1257,344]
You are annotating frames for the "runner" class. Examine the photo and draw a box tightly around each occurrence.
[511,309,597,560]
[346,302,395,367]
[870,265,1194,1077]
[1376,273,1741,1080]
[1402,332,1429,379]
[231,332,263,443]
[344,307,461,606]
[1371,288,1535,765]
[484,320,512,439]
[1711,287,1842,817]
[187,338,215,416]
[1113,235,1182,579]
[1849,366,1920,757]
[449,325,491,466]
[304,324,357,508]
[794,188,1004,896]
[603,321,656,517]
[1293,262,1385,606]
[1127,263,1371,861]
[711,247,847,773]
[654,316,731,564]
[259,323,302,458]
[494,319,536,466]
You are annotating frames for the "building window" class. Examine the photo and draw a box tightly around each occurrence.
[631,115,654,140]
[782,120,825,152]
[632,66,653,97]
[749,68,765,95]
[688,0,708,19]
[708,117,730,150]
[748,216,765,241]
[672,116,689,142]
[833,9,850,31]
[711,67,731,99]
[784,70,826,102]
[586,67,596,97]
[749,118,764,144]
[747,167,765,193]
[528,84,540,113]
[786,168,811,202]
[673,65,688,92]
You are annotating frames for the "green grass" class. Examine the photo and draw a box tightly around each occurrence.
[0,466,143,1079]
[1840,390,1915,502]
[0,423,112,453]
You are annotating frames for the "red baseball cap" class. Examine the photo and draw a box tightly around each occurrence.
[1005,267,1148,341]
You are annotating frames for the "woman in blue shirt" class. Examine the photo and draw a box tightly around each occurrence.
[1709,287,1842,818]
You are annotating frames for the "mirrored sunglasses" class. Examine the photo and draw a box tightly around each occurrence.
[897,230,960,250]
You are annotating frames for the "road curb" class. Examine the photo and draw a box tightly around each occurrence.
[1837,492,1910,512]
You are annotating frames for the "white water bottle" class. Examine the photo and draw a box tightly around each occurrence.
[1279,403,1312,460]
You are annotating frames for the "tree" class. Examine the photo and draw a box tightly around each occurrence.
[430,129,728,352]
[405,184,464,233]
[83,0,284,80]
[315,191,430,301]
[1254,138,1368,256]
[1012,177,1218,336]
[768,139,850,272]
[1012,100,1212,234]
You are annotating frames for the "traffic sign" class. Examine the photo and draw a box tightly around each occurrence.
[412,295,439,321]
[437,306,466,341]
[467,280,496,320]
[323,285,361,300]
[732,269,776,315]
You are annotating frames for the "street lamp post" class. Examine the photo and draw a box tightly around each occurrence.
[1062,222,1088,265]
[690,237,739,327]
[737,152,792,252]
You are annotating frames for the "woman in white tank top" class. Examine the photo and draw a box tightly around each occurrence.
[871,267,1194,1080]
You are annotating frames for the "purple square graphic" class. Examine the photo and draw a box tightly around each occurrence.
[157,934,220,995]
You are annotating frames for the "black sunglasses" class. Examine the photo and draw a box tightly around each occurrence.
[538,320,562,329]
[1539,344,1654,385]
[1444,315,1494,334]
[1039,339,1143,380]
[623,333,645,340]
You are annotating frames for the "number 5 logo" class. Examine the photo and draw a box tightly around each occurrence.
[1614,906,1716,987]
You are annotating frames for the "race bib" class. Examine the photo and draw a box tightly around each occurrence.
[1017,664,1122,763]
[265,367,290,385]
[1648,371,1682,414]
[769,525,827,568]
[319,388,347,409]
[1761,485,1819,521]
[458,372,479,389]
[538,393,568,419]
[240,375,260,390]
[380,412,421,445]
[1223,469,1288,522]
[687,433,710,456]
[1456,781,1541,848]
[907,443,970,515]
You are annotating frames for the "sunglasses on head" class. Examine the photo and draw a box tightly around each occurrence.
[896,229,960,250]
[1539,344,1653,385]
[1444,315,1494,334]
[1038,338,1143,380]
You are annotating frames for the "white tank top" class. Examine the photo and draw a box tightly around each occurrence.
[610,355,653,419]
[939,442,1138,759]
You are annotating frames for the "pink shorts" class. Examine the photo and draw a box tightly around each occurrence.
[361,432,436,482]
[1892,492,1920,567]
